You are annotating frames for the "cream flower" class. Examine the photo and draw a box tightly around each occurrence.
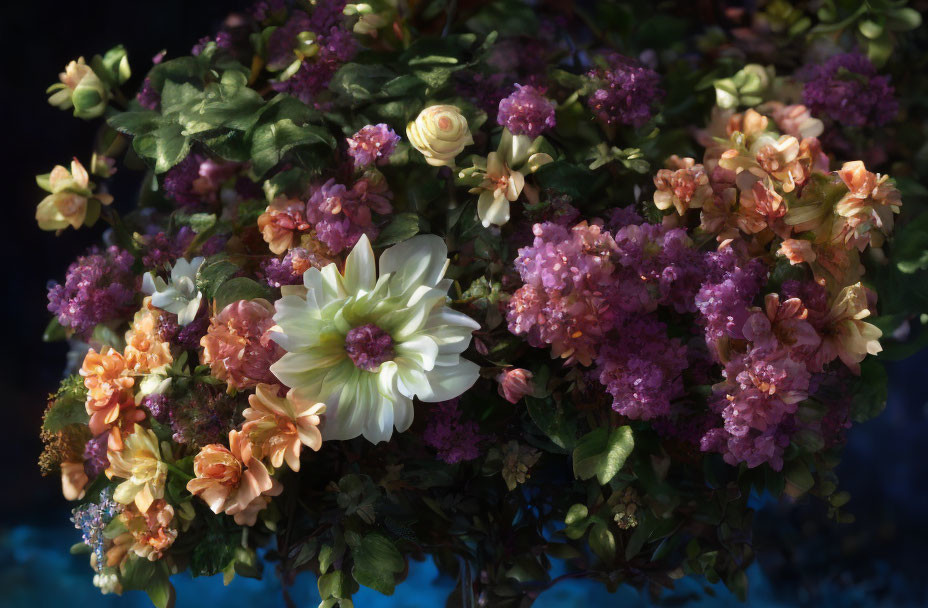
[813,282,883,374]
[270,234,481,443]
[106,425,167,514]
[142,257,205,326]
[458,129,553,227]
[241,383,326,471]
[35,159,114,231]
[47,57,108,119]
[406,105,473,167]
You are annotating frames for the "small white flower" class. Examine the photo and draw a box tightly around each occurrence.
[142,257,205,326]
[270,234,481,444]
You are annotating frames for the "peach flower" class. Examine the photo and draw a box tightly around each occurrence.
[124,297,173,374]
[200,299,283,390]
[653,156,712,216]
[61,461,89,501]
[257,198,310,255]
[832,161,902,250]
[80,348,145,439]
[186,431,282,526]
[241,383,326,472]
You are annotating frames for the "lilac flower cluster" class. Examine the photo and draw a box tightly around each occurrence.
[423,399,482,464]
[47,246,138,338]
[137,77,160,110]
[71,487,122,569]
[162,386,241,448]
[596,317,688,420]
[83,432,110,479]
[306,175,392,253]
[158,306,211,351]
[141,227,195,269]
[801,53,898,127]
[268,6,357,105]
[162,153,247,209]
[586,54,663,127]
[694,249,768,345]
[497,85,556,138]
[345,323,395,371]
[347,124,400,168]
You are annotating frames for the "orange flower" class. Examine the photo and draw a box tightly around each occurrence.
[241,384,326,472]
[124,297,173,374]
[124,500,178,561]
[653,156,712,216]
[61,461,88,501]
[200,299,282,390]
[80,348,144,439]
[832,161,902,250]
[186,431,282,526]
[777,239,816,265]
[257,198,310,255]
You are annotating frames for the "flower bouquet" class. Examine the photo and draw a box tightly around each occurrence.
[36,0,928,606]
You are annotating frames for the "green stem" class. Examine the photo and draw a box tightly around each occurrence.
[166,461,194,481]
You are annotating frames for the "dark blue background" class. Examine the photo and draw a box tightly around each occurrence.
[3,2,926,606]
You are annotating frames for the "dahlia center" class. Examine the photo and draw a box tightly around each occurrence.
[345,323,395,371]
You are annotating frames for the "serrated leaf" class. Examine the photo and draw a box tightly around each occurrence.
[572,426,634,485]
[196,256,240,301]
[133,122,191,173]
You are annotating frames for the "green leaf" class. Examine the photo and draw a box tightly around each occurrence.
[319,571,358,600]
[533,161,596,200]
[133,122,191,174]
[784,461,815,498]
[43,317,68,342]
[894,214,928,274]
[196,256,240,301]
[213,277,273,310]
[190,530,238,577]
[589,523,616,563]
[250,119,335,177]
[572,426,634,485]
[350,533,404,595]
[849,358,888,422]
[525,396,578,451]
[374,212,421,247]
[108,110,164,137]
[564,503,588,525]
[146,572,175,608]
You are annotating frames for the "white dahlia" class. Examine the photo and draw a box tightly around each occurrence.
[269,234,481,443]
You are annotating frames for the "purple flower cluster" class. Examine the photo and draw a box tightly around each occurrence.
[162,153,206,207]
[269,7,357,105]
[347,124,400,168]
[158,305,211,351]
[345,323,395,371]
[596,317,687,420]
[497,85,556,138]
[306,175,392,253]
[82,432,109,479]
[261,248,308,288]
[611,222,707,314]
[423,399,482,464]
[586,54,663,127]
[507,221,618,366]
[694,249,768,346]
[141,227,196,269]
[802,53,898,127]
[71,487,122,569]
[137,77,160,110]
[47,246,138,338]
[161,386,241,448]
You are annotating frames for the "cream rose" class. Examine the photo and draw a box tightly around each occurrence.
[406,105,474,167]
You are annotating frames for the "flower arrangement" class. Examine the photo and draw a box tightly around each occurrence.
[35,1,928,606]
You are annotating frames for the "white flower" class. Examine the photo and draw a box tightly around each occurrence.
[142,257,205,325]
[406,105,474,167]
[458,129,553,227]
[270,234,481,443]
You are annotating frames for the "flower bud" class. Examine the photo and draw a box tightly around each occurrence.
[47,58,109,119]
[497,368,534,404]
[406,105,473,167]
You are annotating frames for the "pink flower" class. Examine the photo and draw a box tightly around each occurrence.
[200,299,283,390]
[496,368,535,403]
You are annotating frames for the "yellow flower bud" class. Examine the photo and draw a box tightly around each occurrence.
[406,105,473,167]
[47,58,109,119]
